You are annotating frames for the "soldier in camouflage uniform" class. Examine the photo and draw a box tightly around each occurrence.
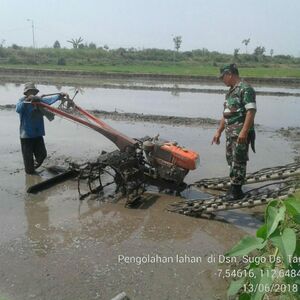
[212,64,256,201]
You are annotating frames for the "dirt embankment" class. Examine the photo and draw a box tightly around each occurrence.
[92,110,219,126]
[1,67,300,94]
[0,104,219,127]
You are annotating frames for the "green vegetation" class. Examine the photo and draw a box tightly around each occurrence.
[0,45,300,78]
[225,192,300,300]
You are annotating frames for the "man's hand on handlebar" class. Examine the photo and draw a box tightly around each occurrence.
[59,92,70,99]
[26,95,41,102]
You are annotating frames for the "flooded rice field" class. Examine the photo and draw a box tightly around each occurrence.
[1,82,300,128]
[0,80,299,300]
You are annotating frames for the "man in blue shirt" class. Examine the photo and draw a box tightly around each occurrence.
[16,82,68,174]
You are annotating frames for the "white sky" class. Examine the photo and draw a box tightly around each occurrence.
[1,0,300,56]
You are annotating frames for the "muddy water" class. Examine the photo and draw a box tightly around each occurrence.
[0,111,242,300]
[0,81,299,300]
[1,82,300,128]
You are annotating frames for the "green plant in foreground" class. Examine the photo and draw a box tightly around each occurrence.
[225,196,300,300]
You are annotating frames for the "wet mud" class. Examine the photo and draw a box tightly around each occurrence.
[277,127,300,161]
[0,80,299,299]
[0,112,244,300]
[0,114,297,300]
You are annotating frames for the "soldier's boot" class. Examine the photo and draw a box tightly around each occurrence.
[225,185,232,196]
[224,184,245,202]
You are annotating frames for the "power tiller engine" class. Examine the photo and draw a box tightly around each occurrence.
[142,137,199,184]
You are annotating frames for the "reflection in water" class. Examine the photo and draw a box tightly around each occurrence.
[55,84,62,91]
[25,176,229,255]
[24,172,145,254]
[171,84,180,97]
[24,175,75,257]
[69,86,85,96]
[25,174,52,257]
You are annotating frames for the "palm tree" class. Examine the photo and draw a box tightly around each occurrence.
[67,37,84,49]
[242,38,250,54]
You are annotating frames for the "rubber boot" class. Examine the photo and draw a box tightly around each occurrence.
[224,184,245,202]
[233,184,245,199]
[225,185,232,196]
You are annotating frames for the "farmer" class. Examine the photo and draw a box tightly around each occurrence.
[16,82,68,174]
[211,64,256,201]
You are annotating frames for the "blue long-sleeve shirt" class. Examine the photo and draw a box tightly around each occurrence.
[16,95,61,139]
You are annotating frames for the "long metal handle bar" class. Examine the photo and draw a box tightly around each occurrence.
[33,101,137,151]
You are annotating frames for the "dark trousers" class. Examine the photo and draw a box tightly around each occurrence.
[20,137,47,174]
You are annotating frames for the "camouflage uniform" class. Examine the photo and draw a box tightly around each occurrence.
[223,81,256,185]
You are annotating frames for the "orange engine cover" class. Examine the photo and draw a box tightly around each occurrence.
[161,143,199,170]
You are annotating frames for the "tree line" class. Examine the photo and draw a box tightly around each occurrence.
[0,37,299,67]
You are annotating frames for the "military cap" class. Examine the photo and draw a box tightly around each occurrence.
[219,64,239,78]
